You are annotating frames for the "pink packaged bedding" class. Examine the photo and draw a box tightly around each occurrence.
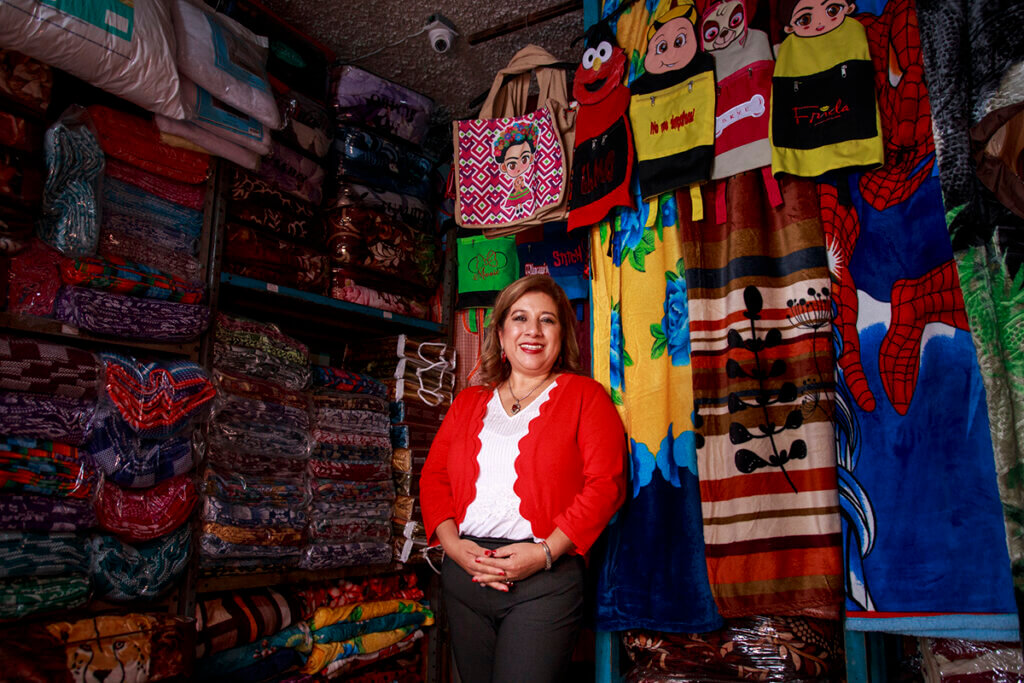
[179,77,272,155]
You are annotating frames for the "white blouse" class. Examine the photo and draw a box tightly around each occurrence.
[457,382,556,541]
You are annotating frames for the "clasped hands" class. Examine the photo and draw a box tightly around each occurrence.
[450,538,547,592]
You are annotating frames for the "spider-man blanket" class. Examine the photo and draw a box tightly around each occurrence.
[827,0,1016,639]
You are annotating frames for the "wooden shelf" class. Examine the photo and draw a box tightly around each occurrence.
[217,273,446,339]
[0,312,202,358]
[195,562,410,594]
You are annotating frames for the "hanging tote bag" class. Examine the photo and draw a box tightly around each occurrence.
[453,45,576,234]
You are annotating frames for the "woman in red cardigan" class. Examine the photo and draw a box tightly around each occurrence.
[421,274,627,683]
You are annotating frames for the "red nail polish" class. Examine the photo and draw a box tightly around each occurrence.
[500,571,506,576]
[474,558,480,563]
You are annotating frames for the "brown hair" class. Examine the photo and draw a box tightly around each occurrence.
[477,274,583,386]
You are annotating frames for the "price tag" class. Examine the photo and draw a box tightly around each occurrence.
[266,283,279,293]
[60,324,77,335]
[382,311,393,319]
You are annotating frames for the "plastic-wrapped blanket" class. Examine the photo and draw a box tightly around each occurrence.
[324,207,441,290]
[89,524,192,601]
[0,0,185,118]
[85,411,194,489]
[299,542,392,571]
[277,89,332,159]
[7,239,63,316]
[209,446,308,479]
[215,312,309,366]
[329,127,433,200]
[202,522,303,547]
[205,468,308,508]
[55,286,211,342]
[203,495,307,530]
[89,105,210,184]
[308,516,390,542]
[312,441,392,463]
[230,167,316,219]
[229,198,318,244]
[312,367,386,397]
[307,460,390,482]
[61,254,205,304]
[0,574,89,619]
[154,113,262,171]
[329,271,431,319]
[0,395,97,446]
[200,534,303,561]
[214,345,310,392]
[99,228,202,284]
[179,77,272,155]
[214,369,308,411]
[0,495,96,532]
[95,472,197,542]
[0,335,101,400]
[329,65,434,145]
[310,479,395,502]
[104,158,205,210]
[327,180,432,233]
[102,213,200,256]
[101,353,216,438]
[224,223,328,294]
[38,110,104,257]
[0,49,52,114]
[171,0,279,129]
[210,394,311,459]
[0,531,88,578]
[259,141,325,206]
[103,177,203,235]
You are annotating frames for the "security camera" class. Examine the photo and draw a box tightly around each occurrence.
[425,14,457,54]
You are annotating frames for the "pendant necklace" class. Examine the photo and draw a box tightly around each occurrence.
[507,376,548,415]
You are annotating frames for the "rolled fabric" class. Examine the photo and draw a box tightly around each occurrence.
[99,228,203,284]
[102,212,200,255]
[0,335,102,400]
[0,531,89,578]
[258,141,324,206]
[0,394,97,446]
[102,177,203,235]
[55,286,211,342]
[154,113,262,171]
[89,523,192,601]
[95,472,197,542]
[224,223,328,294]
[101,353,217,438]
[61,254,205,304]
[104,158,205,210]
[0,574,90,619]
[298,542,392,571]
[86,411,194,489]
[88,104,210,184]
[0,495,97,532]
[38,114,104,257]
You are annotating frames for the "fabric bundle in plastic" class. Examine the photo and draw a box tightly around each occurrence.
[329,127,433,200]
[292,626,426,678]
[199,532,303,563]
[276,88,332,159]
[308,515,390,543]
[0,574,89,619]
[210,394,311,459]
[230,167,317,220]
[329,65,434,145]
[61,254,205,303]
[0,49,52,115]
[258,141,325,206]
[95,472,197,542]
[201,521,303,547]
[216,312,310,365]
[0,335,101,400]
[170,0,281,130]
[309,480,395,508]
[228,197,318,244]
[88,104,210,184]
[0,395,98,446]
[203,495,307,530]
[89,524,192,601]
[311,441,392,464]
[920,638,1024,681]
[299,541,393,571]
[323,206,441,291]
[204,467,308,508]
[7,239,64,316]
[104,157,205,211]
[86,412,194,489]
[208,444,308,479]
[308,460,391,482]
[326,180,433,234]
[0,531,88,578]
[103,176,204,235]
[101,353,216,438]
[314,392,390,430]
[55,286,211,342]
[329,269,431,319]
[0,495,97,533]
[179,77,272,155]
[622,616,845,682]
[311,499,393,521]
[102,212,201,256]
[98,227,203,284]
[214,346,310,393]
[154,113,263,171]
[37,109,104,257]
[224,223,328,294]
[312,366,387,397]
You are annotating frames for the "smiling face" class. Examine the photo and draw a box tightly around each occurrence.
[573,39,628,104]
[786,0,853,37]
[701,0,747,51]
[497,291,563,381]
[644,16,698,75]
[499,141,534,179]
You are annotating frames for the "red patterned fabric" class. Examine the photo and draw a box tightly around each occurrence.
[95,472,197,542]
[88,105,210,184]
[104,158,205,210]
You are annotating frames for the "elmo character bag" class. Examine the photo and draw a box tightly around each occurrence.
[453,45,576,234]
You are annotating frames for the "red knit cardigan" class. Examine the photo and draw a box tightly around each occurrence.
[420,373,627,555]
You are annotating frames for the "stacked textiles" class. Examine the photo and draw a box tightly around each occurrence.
[201,314,312,574]
[194,573,430,682]
[0,337,205,617]
[343,335,455,563]
[324,66,440,319]
[0,51,49,261]
[25,105,214,342]
[302,365,394,570]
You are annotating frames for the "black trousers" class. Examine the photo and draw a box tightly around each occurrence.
[441,536,584,683]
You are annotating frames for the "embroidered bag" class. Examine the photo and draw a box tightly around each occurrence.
[453,45,576,234]
[456,234,519,309]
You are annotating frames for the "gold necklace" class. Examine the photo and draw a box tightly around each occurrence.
[507,376,548,414]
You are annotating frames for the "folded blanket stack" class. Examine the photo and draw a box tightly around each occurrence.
[343,335,454,564]
[201,314,312,574]
[324,66,441,319]
[301,365,393,570]
[194,573,430,681]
